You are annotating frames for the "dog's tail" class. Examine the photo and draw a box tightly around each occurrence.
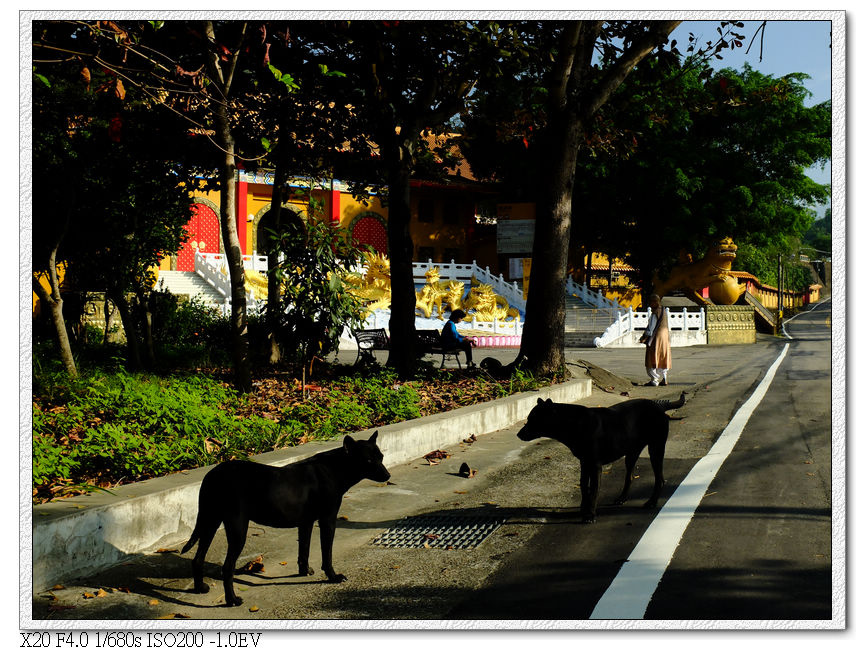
[181,527,199,554]
[653,391,686,412]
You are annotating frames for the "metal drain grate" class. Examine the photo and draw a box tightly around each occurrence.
[371,514,506,549]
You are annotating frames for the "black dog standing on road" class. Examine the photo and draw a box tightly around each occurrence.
[182,431,390,606]
[517,393,685,523]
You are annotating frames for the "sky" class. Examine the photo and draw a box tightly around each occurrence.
[672,19,833,209]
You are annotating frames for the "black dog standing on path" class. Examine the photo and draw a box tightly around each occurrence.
[182,431,390,607]
[517,393,685,523]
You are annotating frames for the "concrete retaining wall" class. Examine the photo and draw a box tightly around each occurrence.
[31,378,591,592]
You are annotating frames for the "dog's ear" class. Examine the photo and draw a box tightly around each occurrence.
[343,435,356,451]
[368,430,379,444]
[537,397,544,405]
[545,399,553,405]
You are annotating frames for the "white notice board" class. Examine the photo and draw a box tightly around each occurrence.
[497,220,535,254]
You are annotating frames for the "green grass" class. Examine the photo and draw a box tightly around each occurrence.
[32,369,288,501]
[31,357,562,503]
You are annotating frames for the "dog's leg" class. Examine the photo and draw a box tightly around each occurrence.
[319,517,347,583]
[615,452,640,505]
[220,518,249,607]
[579,463,601,524]
[644,440,667,508]
[296,521,315,576]
[190,517,221,595]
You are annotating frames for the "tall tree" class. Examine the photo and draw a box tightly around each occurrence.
[461,21,779,373]
[248,35,366,365]
[572,62,830,295]
[197,20,256,391]
[31,57,88,377]
[300,20,517,376]
[32,35,198,370]
[514,21,682,375]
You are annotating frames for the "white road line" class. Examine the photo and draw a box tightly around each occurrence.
[781,296,829,339]
[589,342,791,620]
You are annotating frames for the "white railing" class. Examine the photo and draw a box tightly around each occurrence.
[357,310,523,336]
[199,251,269,272]
[593,307,706,347]
[412,259,526,311]
[667,308,706,333]
[194,251,262,316]
[566,276,620,312]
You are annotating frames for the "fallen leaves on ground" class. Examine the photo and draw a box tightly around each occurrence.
[34,364,564,503]
[424,449,451,465]
[240,555,265,574]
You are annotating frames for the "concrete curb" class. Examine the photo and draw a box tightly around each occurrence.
[32,378,591,592]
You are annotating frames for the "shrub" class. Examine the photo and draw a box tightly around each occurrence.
[151,289,230,347]
[31,362,560,502]
[31,369,283,501]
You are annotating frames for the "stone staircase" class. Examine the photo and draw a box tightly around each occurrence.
[155,270,226,309]
[563,295,617,347]
[743,290,778,333]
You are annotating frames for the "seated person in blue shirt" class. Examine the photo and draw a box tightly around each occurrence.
[441,309,477,368]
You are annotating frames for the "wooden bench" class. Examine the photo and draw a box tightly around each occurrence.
[352,328,390,365]
[416,329,465,369]
[353,328,465,368]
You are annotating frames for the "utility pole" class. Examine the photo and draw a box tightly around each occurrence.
[777,253,783,333]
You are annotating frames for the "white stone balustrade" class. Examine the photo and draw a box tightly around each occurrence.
[194,251,262,316]
[594,306,707,348]
[565,276,620,312]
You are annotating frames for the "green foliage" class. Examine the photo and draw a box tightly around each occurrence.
[32,369,285,500]
[802,212,832,257]
[31,364,427,501]
[586,63,829,288]
[31,356,562,502]
[150,289,231,351]
[735,242,815,291]
[267,64,300,91]
[31,50,199,370]
[785,264,815,292]
[269,204,370,363]
[331,369,423,425]
[735,242,780,286]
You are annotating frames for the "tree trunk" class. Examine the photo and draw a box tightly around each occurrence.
[33,269,77,378]
[102,296,114,346]
[218,129,253,393]
[109,288,143,371]
[517,111,583,375]
[135,285,157,369]
[266,160,286,365]
[33,213,78,377]
[384,143,418,376]
[203,20,252,392]
[516,21,680,376]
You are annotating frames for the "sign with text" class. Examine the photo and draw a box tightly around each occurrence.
[497,220,535,254]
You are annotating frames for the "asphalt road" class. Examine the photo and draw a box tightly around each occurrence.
[31,300,834,625]
[450,299,833,622]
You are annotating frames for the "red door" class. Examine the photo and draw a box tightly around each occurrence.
[177,204,221,271]
[351,215,388,255]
